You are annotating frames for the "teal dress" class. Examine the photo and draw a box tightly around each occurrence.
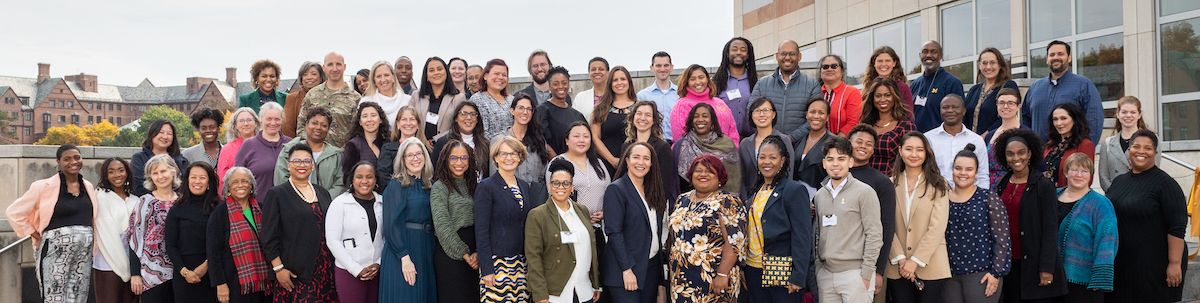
[380,179,437,302]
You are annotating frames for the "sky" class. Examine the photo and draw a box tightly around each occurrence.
[1,0,735,87]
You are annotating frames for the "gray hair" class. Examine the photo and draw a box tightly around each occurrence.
[222,166,256,198]
[392,137,433,188]
[259,102,284,118]
[142,154,181,191]
[226,107,260,143]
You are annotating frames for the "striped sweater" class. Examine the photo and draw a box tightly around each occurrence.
[1056,189,1119,291]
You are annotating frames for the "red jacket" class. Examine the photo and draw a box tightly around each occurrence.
[822,83,863,136]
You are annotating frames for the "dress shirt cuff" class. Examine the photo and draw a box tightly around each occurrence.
[909,256,927,268]
[890,255,907,265]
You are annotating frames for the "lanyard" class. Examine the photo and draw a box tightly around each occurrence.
[919,69,941,97]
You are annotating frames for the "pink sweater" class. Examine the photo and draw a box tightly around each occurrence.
[669,88,741,146]
[215,136,246,192]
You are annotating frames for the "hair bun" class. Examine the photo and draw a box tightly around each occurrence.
[962,143,976,153]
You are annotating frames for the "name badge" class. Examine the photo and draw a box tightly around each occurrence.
[725,89,742,100]
[426,112,439,125]
[914,95,928,107]
[822,214,838,227]
[561,231,578,244]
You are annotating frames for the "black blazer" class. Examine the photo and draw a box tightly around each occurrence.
[753,178,813,286]
[261,182,333,279]
[474,173,540,275]
[791,129,832,189]
[995,173,1067,299]
[601,176,667,287]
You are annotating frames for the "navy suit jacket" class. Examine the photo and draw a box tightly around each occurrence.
[754,178,813,286]
[601,176,667,287]
[474,173,540,275]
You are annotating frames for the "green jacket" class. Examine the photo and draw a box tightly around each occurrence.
[238,90,288,113]
[524,199,600,302]
[274,138,345,195]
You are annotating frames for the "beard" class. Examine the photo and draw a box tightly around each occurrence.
[1049,60,1068,74]
[532,74,548,85]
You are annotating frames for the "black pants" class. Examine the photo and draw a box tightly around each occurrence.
[1063,283,1102,303]
[140,283,174,303]
[888,277,945,303]
[604,254,663,303]
[1001,260,1063,303]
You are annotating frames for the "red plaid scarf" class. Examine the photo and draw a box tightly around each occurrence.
[226,197,270,294]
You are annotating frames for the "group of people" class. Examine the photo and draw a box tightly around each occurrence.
[5,36,1189,303]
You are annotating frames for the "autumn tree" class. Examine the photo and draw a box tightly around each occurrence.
[35,124,101,146]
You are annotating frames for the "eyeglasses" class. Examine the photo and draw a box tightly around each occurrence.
[821,64,841,70]
[448,155,470,162]
[1067,168,1091,175]
[404,152,424,160]
[460,112,479,118]
[513,106,533,113]
[997,100,1020,107]
[550,180,573,188]
[777,51,799,57]
[752,108,775,114]
[979,60,1000,66]
[288,158,314,166]
[496,151,520,159]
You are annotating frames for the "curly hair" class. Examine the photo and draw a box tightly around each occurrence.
[349,102,392,146]
[249,59,281,89]
[992,128,1045,173]
[189,108,225,129]
[98,157,133,196]
[624,100,665,144]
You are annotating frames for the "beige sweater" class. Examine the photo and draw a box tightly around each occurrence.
[814,175,883,280]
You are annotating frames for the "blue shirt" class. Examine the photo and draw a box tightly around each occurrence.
[719,72,753,138]
[909,68,965,132]
[637,83,679,139]
[1021,71,1103,142]
[946,187,1011,277]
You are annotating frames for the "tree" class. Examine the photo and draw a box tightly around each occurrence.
[136,106,196,148]
[103,127,143,147]
[86,120,119,141]
[0,112,17,144]
[35,124,100,146]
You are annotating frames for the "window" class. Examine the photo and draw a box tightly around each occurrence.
[1159,3,1200,141]
[88,116,94,124]
[1027,0,1124,96]
[117,104,122,111]
[108,104,113,110]
[24,112,31,121]
[23,128,30,136]
[976,0,1011,50]
[829,15,923,84]
[1076,34,1124,101]
[71,115,79,125]
[67,101,73,108]
[742,0,770,12]
[58,115,65,123]
[905,17,922,74]
[1029,0,1071,43]
[937,0,1013,84]
[116,117,123,125]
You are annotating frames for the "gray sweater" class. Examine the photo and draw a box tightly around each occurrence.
[814,175,883,280]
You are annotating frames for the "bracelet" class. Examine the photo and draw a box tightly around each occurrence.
[272,265,284,272]
[716,272,729,277]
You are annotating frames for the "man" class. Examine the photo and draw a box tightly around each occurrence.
[815,136,883,303]
[749,40,821,134]
[517,50,553,105]
[1022,40,1103,142]
[846,124,895,301]
[925,94,990,188]
[395,56,416,94]
[637,51,680,140]
[466,64,484,97]
[299,52,361,147]
[909,41,965,132]
[714,37,758,138]
[573,57,609,122]
[182,108,224,166]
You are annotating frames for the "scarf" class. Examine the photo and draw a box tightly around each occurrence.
[126,194,174,289]
[1044,140,1069,185]
[676,131,741,191]
[226,197,270,294]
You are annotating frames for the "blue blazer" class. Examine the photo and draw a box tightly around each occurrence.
[474,173,539,275]
[753,178,813,286]
[601,176,667,287]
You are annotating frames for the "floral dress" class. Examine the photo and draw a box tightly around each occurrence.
[667,190,747,302]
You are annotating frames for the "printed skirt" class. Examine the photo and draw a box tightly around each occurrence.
[37,225,93,303]
[480,255,529,303]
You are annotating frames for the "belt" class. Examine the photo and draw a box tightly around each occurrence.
[405,222,434,233]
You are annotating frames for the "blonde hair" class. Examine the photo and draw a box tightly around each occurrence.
[1064,153,1094,175]
[392,137,433,188]
[143,154,181,191]
[393,106,429,145]
[490,136,527,165]
[365,60,400,97]
[226,107,260,143]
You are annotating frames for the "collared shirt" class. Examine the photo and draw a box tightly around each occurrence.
[720,72,753,137]
[549,203,595,303]
[824,177,850,198]
[637,82,679,139]
[298,82,362,147]
[1021,71,1104,142]
[925,124,990,189]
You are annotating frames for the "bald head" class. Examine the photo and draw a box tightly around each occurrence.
[323,52,347,84]
[919,41,944,72]
[775,40,801,74]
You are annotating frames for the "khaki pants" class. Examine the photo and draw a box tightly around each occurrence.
[817,266,875,303]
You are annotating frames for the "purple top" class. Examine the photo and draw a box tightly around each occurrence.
[720,72,753,138]
[235,132,291,203]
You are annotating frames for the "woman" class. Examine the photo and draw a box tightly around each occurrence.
[1056,153,1118,302]
[342,102,391,188]
[886,132,952,303]
[380,138,438,302]
[741,136,812,302]
[166,163,219,302]
[379,106,432,191]
[128,154,183,301]
[414,57,468,139]
[476,137,541,302]
[275,107,345,195]
[943,144,1011,303]
[818,55,863,135]
[538,66,587,155]
[327,161,384,303]
[984,88,1022,188]
[284,61,327,138]
[429,140,482,303]
[623,100,679,199]
[5,144,98,303]
[132,120,190,196]
[790,97,832,190]
[206,167,272,303]
[602,142,669,302]
[1043,103,1095,188]
[448,57,469,97]
[360,60,412,125]
[673,103,741,193]
[497,93,552,204]
[94,158,139,303]
[235,102,291,203]
[353,69,371,96]
[591,66,637,168]
[861,77,915,176]
[262,143,338,302]
[573,57,609,122]
[471,59,514,139]
[1105,129,1188,303]
[738,97,796,198]
[668,64,741,145]
[217,107,260,189]
[432,102,492,178]
[965,48,1019,135]
[667,155,747,302]
[1098,96,1152,191]
[992,128,1065,302]
[526,158,602,303]
[862,46,914,110]
[238,60,287,113]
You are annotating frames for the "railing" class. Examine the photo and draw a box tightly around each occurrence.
[0,236,30,255]
[1163,153,1198,171]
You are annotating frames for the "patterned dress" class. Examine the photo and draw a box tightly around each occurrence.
[481,185,530,302]
[868,120,915,176]
[470,92,514,139]
[667,191,747,302]
[272,203,339,302]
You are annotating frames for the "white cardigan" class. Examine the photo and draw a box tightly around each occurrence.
[94,190,138,280]
[325,192,385,276]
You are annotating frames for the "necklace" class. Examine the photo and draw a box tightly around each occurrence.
[290,179,317,203]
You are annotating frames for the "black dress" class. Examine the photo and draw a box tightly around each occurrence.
[536,99,587,155]
[598,106,629,176]
[166,199,217,302]
[1105,166,1188,303]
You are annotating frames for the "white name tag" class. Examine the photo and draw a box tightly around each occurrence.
[914,95,928,107]
[725,89,742,100]
[560,231,578,244]
[426,112,439,125]
[822,214,838,227]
